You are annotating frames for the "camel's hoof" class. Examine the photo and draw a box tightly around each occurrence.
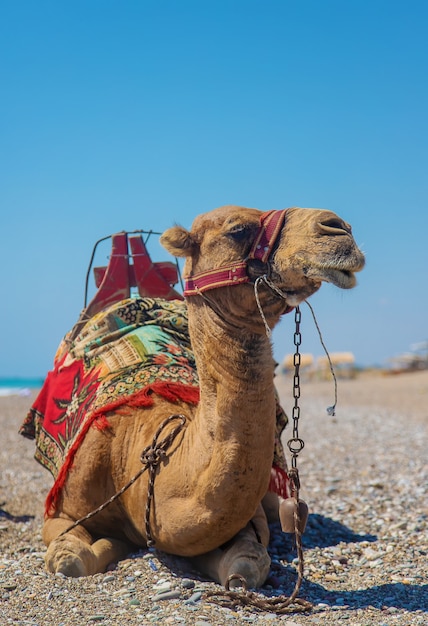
[223,556,270,589]
[219,540,271,589]
[50,554,86,577]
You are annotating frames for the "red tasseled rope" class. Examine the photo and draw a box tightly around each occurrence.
[44,382,200,517]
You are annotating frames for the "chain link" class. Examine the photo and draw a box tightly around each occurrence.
[288,306,305,469]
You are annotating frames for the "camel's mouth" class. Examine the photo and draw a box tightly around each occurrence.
[319,268,357,289]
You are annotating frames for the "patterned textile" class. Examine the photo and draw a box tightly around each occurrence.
[20,298,198,478]
[20,297,289,507]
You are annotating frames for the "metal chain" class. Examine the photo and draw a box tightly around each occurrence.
[204,304,312,614]
[288,305,305,468]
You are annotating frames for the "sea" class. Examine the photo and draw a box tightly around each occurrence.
[0,377,44,397]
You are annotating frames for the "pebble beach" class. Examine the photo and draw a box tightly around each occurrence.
[1,370,427,625]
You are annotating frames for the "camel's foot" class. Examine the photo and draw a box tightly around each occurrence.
[45,536,97,577]
[218,539,271,589]
[45,535,131,577]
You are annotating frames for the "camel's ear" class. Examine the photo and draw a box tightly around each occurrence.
[160,226,197,258]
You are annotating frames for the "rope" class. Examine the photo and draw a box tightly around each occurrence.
[305,299,338,415]
[57,414,186,541]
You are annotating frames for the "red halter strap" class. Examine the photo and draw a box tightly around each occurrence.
[183,209,288,296]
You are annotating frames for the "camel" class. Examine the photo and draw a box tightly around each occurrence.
[21,205,364,588]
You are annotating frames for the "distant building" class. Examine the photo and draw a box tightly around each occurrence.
[280,352,356,380]
[316,352,356,379]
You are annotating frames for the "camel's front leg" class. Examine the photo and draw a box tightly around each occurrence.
[43,517,131,577]
[190,503,271,589]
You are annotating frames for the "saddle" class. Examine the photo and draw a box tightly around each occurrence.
[70,231,183,340]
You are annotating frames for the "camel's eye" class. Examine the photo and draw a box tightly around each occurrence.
[227,224,252,242]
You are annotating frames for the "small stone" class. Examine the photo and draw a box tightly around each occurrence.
[113,587,132,596]
[102,575,115,583]
[105,562,117,572]
[363,547,383,560]
[153,581,172,593]
[184,591,202,604]
[152,589,181,601]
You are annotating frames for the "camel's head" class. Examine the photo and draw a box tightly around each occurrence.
[161,205,365,328]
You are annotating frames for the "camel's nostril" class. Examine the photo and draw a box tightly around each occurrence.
[317,217,351,236]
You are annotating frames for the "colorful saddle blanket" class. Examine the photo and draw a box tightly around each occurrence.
[20,297,289,511]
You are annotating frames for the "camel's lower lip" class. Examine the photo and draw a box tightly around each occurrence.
[322,268,356,289]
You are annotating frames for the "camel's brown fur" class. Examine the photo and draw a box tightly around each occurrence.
[42,205,364,587]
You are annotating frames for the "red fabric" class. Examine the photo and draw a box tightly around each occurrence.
[44,382,200,517]
[268,464,291,499]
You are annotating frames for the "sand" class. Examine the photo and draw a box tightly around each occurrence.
[1,370,427,624]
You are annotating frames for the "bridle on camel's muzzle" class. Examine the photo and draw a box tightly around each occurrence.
[183,209,290,297]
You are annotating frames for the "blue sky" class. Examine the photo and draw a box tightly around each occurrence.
[1,1,427,377]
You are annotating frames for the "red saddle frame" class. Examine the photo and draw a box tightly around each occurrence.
[70,231,183,340]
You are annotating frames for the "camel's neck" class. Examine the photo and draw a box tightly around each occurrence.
[124,298,281,554]
[192,306,275,421]
[185,299,277,503]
